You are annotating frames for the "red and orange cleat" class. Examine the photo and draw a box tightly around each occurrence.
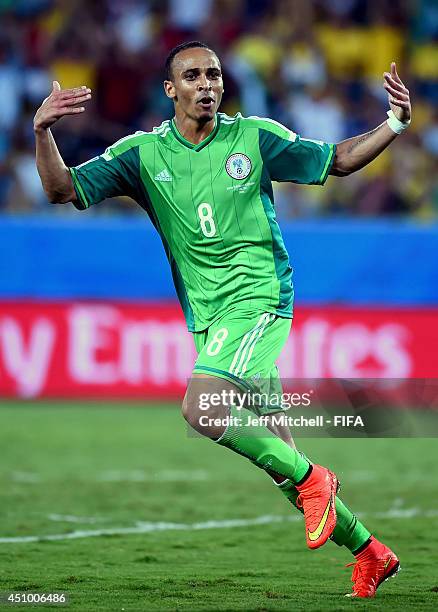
[345,536,400,598]
[296,464,338,549]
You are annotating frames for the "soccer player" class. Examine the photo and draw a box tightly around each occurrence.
[34,41,411,598]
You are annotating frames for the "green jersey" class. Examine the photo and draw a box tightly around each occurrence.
[69,113,335,332]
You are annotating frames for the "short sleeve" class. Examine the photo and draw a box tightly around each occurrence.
[69,142,140,210]
[259,122,336,185]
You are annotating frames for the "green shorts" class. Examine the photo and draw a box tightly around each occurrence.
[193,309,292,415]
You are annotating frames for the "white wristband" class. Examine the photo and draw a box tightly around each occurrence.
[386,109,410,135]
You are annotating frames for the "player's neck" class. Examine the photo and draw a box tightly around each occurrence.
[173,114,216,145]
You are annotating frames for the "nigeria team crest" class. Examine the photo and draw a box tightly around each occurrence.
[226,153,252,180]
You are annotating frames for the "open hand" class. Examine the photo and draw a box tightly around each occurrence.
[383,62,411,124]
[33,81,92,131]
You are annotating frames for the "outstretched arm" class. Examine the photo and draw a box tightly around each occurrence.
[330,62,411,177]
[34,81,92,203]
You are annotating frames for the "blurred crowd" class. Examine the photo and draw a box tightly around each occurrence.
[1,0,438,219]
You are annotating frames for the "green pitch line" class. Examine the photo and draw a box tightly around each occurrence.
[0,403,437,611]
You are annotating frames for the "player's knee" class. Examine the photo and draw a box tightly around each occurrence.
[181,392,203,430]
[181,388,228,439]
[181,394,194,424]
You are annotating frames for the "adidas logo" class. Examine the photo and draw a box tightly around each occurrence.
[154,168,172,182]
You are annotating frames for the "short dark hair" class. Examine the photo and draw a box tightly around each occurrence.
[165,41,215,81]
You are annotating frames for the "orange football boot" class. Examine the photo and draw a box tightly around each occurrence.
[296,464,338,549]
[345,536,400,598]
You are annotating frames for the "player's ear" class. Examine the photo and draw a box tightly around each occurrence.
[164,80,176,100]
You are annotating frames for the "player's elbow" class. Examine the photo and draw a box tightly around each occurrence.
[330,166,353,177]
[46,191,61,204]
[42,169,77,204]
[330,153,354,177]
[45,186,77,204]
[46,192,70,204]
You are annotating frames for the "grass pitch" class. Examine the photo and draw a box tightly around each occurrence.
[0,402,437,611]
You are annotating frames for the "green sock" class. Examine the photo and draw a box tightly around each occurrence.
[217,407,310,483]
[278,479,371,553]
